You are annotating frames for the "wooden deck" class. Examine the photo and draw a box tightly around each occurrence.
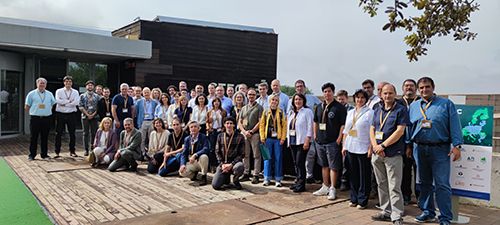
[0,136,252,225]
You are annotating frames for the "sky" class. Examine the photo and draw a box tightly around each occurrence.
[1,0,498,95]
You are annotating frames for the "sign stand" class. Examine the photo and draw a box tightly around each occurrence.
[451,195,470,224]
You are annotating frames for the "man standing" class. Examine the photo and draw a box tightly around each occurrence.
[409,77,462,225]
[212,85,233,114]
[237,83,248,95]
[112,83,135,135]
[179,121,210,185]
[108,118,142,172]
[336,90,354,111]
[55,75,80,157]
[370,83,408,225]
[226,86,235,99]
[95,85,103,96]
[238,89,264,183]
[133,86,143,104]
[212,117,245,190]
[135,87,159,159]
[362,79,381,109]
[287,80,321,112]
[25,77,56,160]
[336,89,354,191]
[207,83,217,102]
[179,81,188,95]
[79,80,101,156]
[270,79,289,114]
[256,82,270,110]
[189,84,204,108]
[313,83,347,200]
[167,85,178,104]
[97,87,112,121]
[398,79,421,205]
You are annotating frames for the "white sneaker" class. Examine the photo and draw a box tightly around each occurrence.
[263,180,270,186]
[275,181,282,187]
[327,187,336,200]
[313,184,330,196]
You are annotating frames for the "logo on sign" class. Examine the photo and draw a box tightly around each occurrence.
[480,157,487,164]
[467,156,475,162]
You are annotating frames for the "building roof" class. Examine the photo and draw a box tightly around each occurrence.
[153,16,275,34]
[0,16,151,62]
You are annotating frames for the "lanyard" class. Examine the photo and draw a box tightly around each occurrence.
[419,100,433,120]
[351,107,368,129]
[123,95,128,108]
[172,131,182,150]
[105,98,110,113]
[223,132,235,163]
[403,96,417,108]
[379,103,395,131]
[124,132,132,146]
[64,89,72,100]
[154,131,165,151]
[143,99,151,114]
[291,111,298,130]
[190,135,197,155]
[270,109,278,131]
[181,106,188,122]
[321,101,333,123]
[37,91,46,103]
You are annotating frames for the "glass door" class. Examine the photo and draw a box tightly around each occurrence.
[0,70,22,136]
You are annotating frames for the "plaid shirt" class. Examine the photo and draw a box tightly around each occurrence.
[79,91,101,117]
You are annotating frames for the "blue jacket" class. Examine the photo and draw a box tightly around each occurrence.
[135,98,159,128]
[180,133,210,166]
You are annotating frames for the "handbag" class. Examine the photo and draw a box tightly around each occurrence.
[259,144,271,160]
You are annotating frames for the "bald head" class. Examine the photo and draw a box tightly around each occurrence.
[271,79,281,93]
[377,81,389,97]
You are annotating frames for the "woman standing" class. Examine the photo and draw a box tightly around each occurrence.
[167,93,181,130]
[90,117,118,167]
[191,94,208,134]
[207,97,227,172]
[147,118,170,174]
[287,93,314,192]
[260,94,287,187]
[174,95,192,130]
[342,89,374,209]
[230,92,246,131]
[158,117,188,176]
[155,93,171,128]
[152,88,162,102]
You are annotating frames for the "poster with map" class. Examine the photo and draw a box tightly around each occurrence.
[451,105,493,200]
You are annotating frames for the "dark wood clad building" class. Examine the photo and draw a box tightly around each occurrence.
[109,16,278,92]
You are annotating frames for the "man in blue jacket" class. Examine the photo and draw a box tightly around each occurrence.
[135,87,159,160]
[179,121,210,185]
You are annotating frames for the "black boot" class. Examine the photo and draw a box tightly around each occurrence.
[251,175,260,184]
[191,171,199,181]
[200,175,208,186]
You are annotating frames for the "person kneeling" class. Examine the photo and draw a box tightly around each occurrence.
[147,118,170,174]
[90,117,118,167]
[158,117,188,176]
[212,117,245,190]
[108,118,142,172]
[178,121,210,185]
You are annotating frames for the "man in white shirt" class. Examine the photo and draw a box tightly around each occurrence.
[256,82,270,110]
[362,79,381,110]
[55,75,80,157]
[189,84,204,108]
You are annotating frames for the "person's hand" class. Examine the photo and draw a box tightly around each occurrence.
[373,145,384,155]
[336,136,342,145]
[342,149,347,157]
[261,140,265,144]
[449,147,461,161]
[88,114,94,120]
[280,140,285,145]
[114,151,120,160]
[159,162,166,170]
[406,146,413,159]
[179,165,186,174]
[115,121,120,128]
[367,149,372,158]
[189,155,196,164]
[151,158,157,165]
[303,142,310,151]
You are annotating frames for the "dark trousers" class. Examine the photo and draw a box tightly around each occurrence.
[29,116,51,158]
[82,118,98,152]
[348,152,372,206]
[290,144,308,189]
[147,152,165,174]
[208,130,220,168]
[55,112,76,154]
[402,153,419,201]
[158,154,181,177]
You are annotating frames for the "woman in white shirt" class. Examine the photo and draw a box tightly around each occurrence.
[167,93,181,130]
[154,93,171,128]
[287,93,314,193]
[190,94,208,134]
[341,89,374,209]
[90,117,118,167]
[147,118,170,174]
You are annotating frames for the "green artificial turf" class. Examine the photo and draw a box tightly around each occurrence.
[0,158,52,225]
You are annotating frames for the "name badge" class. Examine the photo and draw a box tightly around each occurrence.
[106,112,111,117]
[271,131,278,137]
[348,129,358,137]
[319,123,327,131]
[289,129,296,136]
[145,113,151,119]
[375,131,384,140]
[122,108,128,113]
[38,104,46,109]
[88,106,94,110]
[421,119,432,129]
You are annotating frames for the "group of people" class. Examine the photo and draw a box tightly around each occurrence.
[25,76,462,225]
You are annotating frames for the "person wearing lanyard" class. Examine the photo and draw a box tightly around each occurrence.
[112,83,135,135]
[256,82,270,110]
[90,117,118,167]
[362,79,381,110]
[287,93,314,193]
[97,87,113,122]
[396,79,421,206]
[179,121,210,186]
[312,83,347,200]
[229,91,246,132]
[154,93,171,128]
[212,117,245,190]
[190,94,209,134]
[369,83,408,225]
[55,75,80,157]
[207,97,227,173]
[260,94,287,187]
[341,89,374,209]
[409,77,462,225]
[135,87,159,160]
[174,95,192,130]
[158,117,188,177]
[79,80,101,156]
[270,79,289,114]
[108,118,142,172]
[146,118,170,174]
[25,77,56,160]
[336,89,354,191]
[239,89,264,184]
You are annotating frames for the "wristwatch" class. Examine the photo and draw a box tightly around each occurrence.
[381,143,386,149]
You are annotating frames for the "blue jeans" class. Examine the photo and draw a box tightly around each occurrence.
[416,144,452,223]
[158,153,181,177]
[263,138,283,182]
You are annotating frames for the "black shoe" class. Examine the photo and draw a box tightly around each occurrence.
[306,177,316,184]
[293,186,306,193]
[70,152,78,157]
[289,183,299,190]
[200,175,208,186]
[371,212,391,221]
[84,151,89,156]
[191,172,199,181]
[53,154,61,159]
[251,176,260,184]
[41,155,51,159]
[28,156,35,161]
[233,181,242,190]
[340,183,349,191]
[128,162,138,172]
[240,174,251,182]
